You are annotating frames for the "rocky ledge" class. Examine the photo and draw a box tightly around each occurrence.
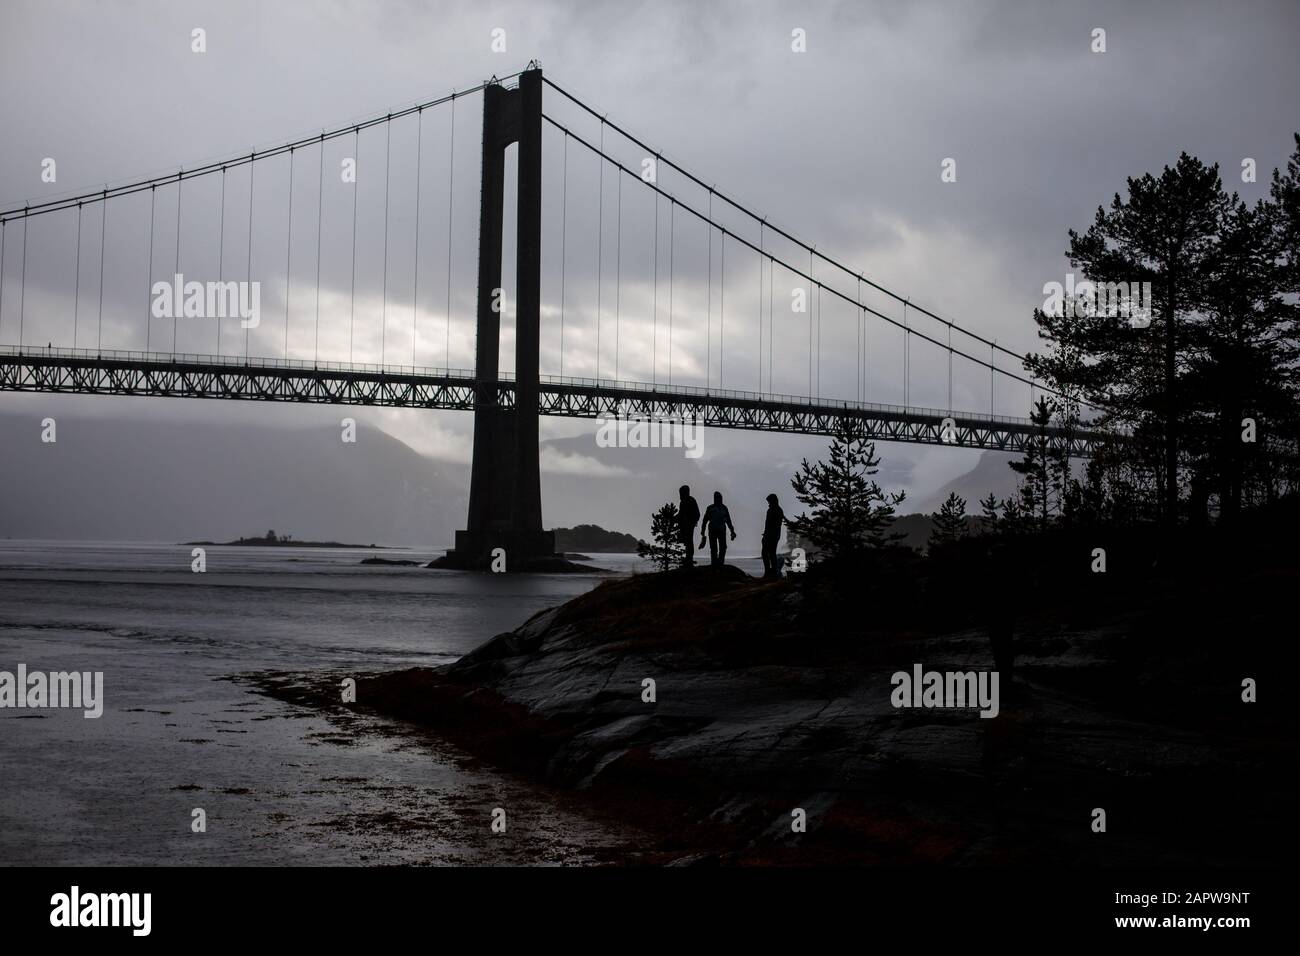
[257,544,1294,865]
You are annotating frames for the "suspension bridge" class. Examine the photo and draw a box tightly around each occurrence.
[0,63,1109,564]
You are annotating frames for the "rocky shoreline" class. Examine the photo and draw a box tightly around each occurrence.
[252,554,1294,865]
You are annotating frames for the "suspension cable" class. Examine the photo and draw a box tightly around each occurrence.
[539,112,1063,398]
[0,77,515,223]
[540,75,1029,369]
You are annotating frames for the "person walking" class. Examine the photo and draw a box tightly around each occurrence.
[700,491,737,567]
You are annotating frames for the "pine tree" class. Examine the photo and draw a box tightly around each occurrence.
[786,421,905,560]
[1009,397,1057,530]
[929,492,968,551]
[1026,153,1232,525]
[979,493,1001,534]
[637,502,683,572]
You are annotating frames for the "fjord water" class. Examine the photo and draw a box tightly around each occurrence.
[0,541,646,865]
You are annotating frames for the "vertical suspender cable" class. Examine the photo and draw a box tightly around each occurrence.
[18,215,27,348]
[560,132,568,377]
[719,231,725,388]
[615,173,621,380]
[174,171,183,351]
[314,136,323,364]
[381,118,392,367]
[650,177,657,383]
[904,302,910,408]
[247,152,256,359]
[349,131,358,365]
[948,324,953,412]
[759,252,769,395]
[0,220,5,340]
[758,221,763,392]
[596,121,604,379]
[146,186,156,351]
[218,167,226,355]
[73,204,83,348]
[444,95,455,372]
[668,200,674,385]
[990,340,995,414]
[807,250,812,397]
[706,191,712,390]
[285,149,295,359]
[413,109,423,368]
[97,191,107,352]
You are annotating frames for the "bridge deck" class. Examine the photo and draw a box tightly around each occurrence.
[0,346,1111,456]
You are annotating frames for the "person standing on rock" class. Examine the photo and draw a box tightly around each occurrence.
[677,484,701,568]
[761,493,785,578]
[700,491,737,567]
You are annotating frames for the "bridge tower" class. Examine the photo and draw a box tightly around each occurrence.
[444,65,555,568]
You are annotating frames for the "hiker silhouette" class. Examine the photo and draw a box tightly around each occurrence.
[700,491,737,567]
[677,484,701,568]
[761,493,785,578]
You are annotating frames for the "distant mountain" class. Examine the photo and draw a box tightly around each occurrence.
[0,413,467,549]
[913,450,1020,515]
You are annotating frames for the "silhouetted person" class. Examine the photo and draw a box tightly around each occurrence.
[677,484,701,568]
[761,493,785,578]
[700,491,736,567]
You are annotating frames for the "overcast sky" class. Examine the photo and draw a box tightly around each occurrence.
[2,0,1298,522]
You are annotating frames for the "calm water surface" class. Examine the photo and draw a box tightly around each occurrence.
[0,541,676,865]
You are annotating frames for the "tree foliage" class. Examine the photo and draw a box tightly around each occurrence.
[786,422,905,560]
[637,502,683,572]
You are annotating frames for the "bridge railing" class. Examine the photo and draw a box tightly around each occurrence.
[521,370,1041,427]
[2,343,1117,434]
[0,344,476,381]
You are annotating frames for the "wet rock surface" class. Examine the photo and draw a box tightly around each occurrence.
[262,556,1296,865]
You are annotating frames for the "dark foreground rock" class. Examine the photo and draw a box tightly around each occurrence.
[257,530,1297,865]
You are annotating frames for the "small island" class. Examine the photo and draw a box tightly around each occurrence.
[183,530,400,550]
[552,524,642,553]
